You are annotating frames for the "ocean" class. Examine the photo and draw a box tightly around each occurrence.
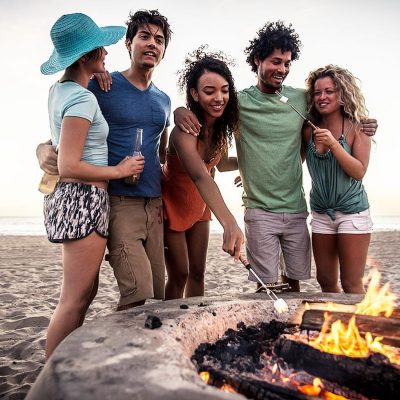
[0,215,399,236]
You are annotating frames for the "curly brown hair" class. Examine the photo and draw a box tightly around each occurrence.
[177,45,239,159]
[244,21,301,73]
[305,65,368,123]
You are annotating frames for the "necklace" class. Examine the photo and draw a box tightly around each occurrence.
[311,115,345,158]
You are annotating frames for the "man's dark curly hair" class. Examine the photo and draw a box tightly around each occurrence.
[244,21,302,73]
[125,10,172,55]
[177,45,239,159]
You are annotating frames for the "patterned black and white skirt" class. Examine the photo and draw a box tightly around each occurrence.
[43,182,110,243]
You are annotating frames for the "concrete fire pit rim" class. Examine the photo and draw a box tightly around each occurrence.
[27,293,363,400]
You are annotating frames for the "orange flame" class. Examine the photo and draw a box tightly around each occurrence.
[355,269,397,317]
[297,385,321,396]
[296,376,351,399]
[220,383,236,393]
[305,269,397,317]
[298,383,321,396]
[307,269,400,364]
[309,313,400,364]
[322,392,349,400]
[199,371,210,384]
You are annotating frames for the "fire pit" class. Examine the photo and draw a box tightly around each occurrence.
[26,272,398,400]
[22,293,357,400]
[193,318,400,399]
[192,271,400,400]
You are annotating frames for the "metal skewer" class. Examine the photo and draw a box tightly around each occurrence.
[239,255,289,313]
[275,90,318,130]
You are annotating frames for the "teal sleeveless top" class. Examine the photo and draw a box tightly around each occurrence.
[305,127,369,221]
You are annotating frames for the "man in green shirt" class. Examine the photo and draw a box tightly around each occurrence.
[236,21,309,291]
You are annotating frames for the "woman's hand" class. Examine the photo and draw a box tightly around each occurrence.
[222,220,244,260]
[313,128,337,149]
[115,155,145,178]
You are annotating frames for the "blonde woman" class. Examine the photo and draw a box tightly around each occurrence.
[303,65,372,294]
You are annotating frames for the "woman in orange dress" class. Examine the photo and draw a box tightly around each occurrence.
[162,48,243,299]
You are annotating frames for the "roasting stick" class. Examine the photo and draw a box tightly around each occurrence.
[275,90,318,130]
[239,255,289,313]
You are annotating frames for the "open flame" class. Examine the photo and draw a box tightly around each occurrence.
[298,377,322,396]
[309,313,400,364]
[308,270,400,364]
[199,371,237,394]
[272,364,350,399]
[305,269,397,317]
[199,371,210,384]
[220,383,236,393]
[355,269,397,317]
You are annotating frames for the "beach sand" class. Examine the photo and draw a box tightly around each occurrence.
[1,232,399,399]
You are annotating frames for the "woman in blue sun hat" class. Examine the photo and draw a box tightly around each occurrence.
[40,13,144,360]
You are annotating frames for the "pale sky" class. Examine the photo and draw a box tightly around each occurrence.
[1,0,399,218]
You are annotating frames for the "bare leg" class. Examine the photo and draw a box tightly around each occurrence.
[78,272,99,326]
[185,221,210,297]
[164,227,189,300]
[45,232,106,360]
[312,233,341,293]
[338,233,370,294]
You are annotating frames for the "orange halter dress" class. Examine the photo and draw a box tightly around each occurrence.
[161,149,221,232]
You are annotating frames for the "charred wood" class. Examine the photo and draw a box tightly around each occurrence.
[203,367,319,400]
[274,338,400,399]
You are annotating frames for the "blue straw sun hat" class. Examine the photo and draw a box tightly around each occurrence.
[41,13,126,75]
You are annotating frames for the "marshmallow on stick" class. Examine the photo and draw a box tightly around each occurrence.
[275,91,318,130]
[239,255,289,314]
[278,95,289,104]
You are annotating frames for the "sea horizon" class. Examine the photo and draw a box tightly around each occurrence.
[1,214,400,236]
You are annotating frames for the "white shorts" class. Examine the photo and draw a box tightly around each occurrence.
[311,209,373,234]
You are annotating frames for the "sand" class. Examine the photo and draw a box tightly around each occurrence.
[1,231,399,399]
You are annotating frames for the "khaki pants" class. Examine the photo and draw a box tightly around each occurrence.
[107,196,165,306]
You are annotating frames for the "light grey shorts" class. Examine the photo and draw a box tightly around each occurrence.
[244,208,311,283]
[311,209,373,234]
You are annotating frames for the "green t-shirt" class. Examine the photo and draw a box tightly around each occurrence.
[236,85,307,213]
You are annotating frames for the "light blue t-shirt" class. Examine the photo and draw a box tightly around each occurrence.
[89,72,171,197]
[48,81,109,166]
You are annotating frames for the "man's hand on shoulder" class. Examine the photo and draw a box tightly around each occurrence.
[173,107,201,136]
[360,118,378,137]
[92,71,112,92]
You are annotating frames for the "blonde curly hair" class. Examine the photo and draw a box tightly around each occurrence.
[305,65,368,123]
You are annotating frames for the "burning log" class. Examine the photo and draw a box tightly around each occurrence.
[274,337,400,399]
[201,367,319,400]
[300,309,400,347]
